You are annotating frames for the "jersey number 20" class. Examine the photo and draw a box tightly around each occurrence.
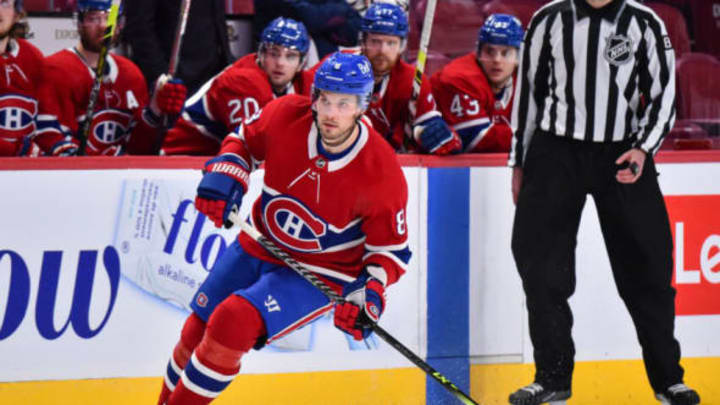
[228,97,260,125]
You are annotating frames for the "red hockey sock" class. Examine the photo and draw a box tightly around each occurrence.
[166,295,265,405]
[157,313,207,405]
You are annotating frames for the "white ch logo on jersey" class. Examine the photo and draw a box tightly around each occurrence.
[263,196,327,252]
[1,107,27,129]
[95,121,120,143]
[264,295,281,312]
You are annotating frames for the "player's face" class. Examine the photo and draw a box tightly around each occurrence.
[362,33,403,78]
[315,91,362,146]
[78,10,110,53]
[477,44,518,88]
[261,44,303,92]
[0,0,19,39]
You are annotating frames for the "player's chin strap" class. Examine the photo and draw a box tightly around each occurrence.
[226,206,480,405]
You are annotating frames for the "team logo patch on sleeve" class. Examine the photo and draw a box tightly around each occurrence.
[604,34,634,66]
[196,292,209,308]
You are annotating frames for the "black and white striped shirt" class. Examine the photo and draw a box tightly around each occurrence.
[509,0,676,167]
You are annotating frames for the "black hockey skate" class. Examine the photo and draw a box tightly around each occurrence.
[508,382,571,405]
[655,383,700,405]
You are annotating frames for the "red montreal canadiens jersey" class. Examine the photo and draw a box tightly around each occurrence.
[0,39,44,156]
[36,49,156,155]
[431,53,515,153]
[221,95,411,287]
[162,53,314,155]
[231,52,258,70]
[366,59,441,151]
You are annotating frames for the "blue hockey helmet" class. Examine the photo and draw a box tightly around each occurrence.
[361,2,408,39]
[260,17,310,55]
[478,14,524,49]
[313,52,374,110]
[77,0,113,12]
[14,0,23,12]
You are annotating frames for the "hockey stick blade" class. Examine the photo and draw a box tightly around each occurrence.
[229,208,480,405]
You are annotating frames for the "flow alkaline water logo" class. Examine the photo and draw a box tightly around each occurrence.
[162,199,229,272]
[0,247,120,341]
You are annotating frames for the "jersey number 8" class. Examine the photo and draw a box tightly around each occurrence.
[396,209,406,236]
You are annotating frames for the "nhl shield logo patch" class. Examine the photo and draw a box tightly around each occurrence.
[604,34,634,66]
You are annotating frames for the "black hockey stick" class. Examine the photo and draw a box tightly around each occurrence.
[231,213,480,405]
[77,0,121,155]
[153,0,192,153]
[167,0,192,79]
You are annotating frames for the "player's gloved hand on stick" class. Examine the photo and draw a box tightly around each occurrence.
[414,116,462,155]
[334,268,386,340]
[150,73,187,116]
[195,154,249,228]
[50,138,79,156]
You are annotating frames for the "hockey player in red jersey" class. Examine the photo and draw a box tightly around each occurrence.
[431,14,524,153]
[358,2,460,154]
[0,0,45,156]
[157,52,411,405]
[34,0,186,156]
[161,17,314,155]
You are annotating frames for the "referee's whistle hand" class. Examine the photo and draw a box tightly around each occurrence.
[615,148,646,184]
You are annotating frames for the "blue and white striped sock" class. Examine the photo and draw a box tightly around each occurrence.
[164,356,182,391]
[179,352,238,399]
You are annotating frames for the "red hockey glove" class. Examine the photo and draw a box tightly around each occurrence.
[334,269,386,341]
[195,154,250,228]
[151,74,187,116]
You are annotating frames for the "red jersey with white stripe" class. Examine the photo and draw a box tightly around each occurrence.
[431,53,514,153]
[366,59,441,151]
[0,39,44,156]
[220,95,411,287]
[36,48,157,155]
[161,53,314,155]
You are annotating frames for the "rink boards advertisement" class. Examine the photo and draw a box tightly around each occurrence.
[0,165,424,382]
[1,155,719,386]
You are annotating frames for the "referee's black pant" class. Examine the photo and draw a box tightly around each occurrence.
[511,131,683,393]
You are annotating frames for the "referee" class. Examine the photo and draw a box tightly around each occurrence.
[508,1,700,405]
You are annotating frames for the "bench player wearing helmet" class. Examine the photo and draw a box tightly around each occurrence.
[162,17,315,155]
[431,14,524,152]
